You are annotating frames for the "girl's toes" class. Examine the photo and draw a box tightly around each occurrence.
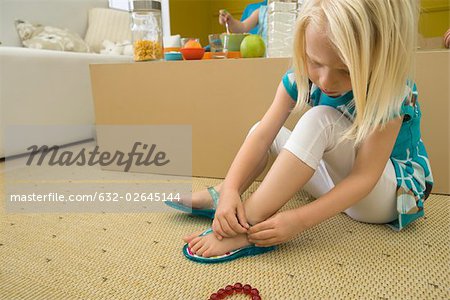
[188,236,202,248]
[183,230,204,243]
[202,249,212,257]
[182,234,194,243]
[191,239,205,253]
[190,243,200,253]
[197,244,209,257]
[203,245,221,258]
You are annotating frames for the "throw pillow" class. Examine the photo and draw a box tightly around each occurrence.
[100,40,133,56]
[84,8,132,53]
[15,20,90,52]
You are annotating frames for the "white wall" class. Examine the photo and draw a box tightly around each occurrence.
[108,0,170,36]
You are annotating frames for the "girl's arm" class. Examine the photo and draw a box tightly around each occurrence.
[223,81,294,192]
[237,9,260,33]
[213,82,295,237]
[298,116,403,230]
[219,9,260,33]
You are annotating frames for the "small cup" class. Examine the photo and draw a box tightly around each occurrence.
[163,35,181,53]
[163,35,181,48]
[208,34,226,59]
[221,33,248,51]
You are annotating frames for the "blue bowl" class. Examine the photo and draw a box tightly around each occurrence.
[164,52,183,61]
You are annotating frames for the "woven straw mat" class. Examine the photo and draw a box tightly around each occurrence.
[0,161,449,299]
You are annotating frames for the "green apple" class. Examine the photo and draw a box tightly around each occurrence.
[240,34,266,58]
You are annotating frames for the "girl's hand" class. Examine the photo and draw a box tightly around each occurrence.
[247,210,306,247]
[444,29,450,49]
[212,189,249,240]
[218,9,231,25]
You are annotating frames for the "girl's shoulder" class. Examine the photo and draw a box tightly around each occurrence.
[282,70,329,104]
[399,83,420,120]
[402,83,418,106]
[281,69,298,101]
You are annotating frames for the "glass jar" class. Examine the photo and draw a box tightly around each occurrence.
[266,0,299,58]
[129,0,163,61]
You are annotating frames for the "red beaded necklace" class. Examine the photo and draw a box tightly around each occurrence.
[209,283,261,300]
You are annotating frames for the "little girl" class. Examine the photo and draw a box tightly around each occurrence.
[172,0,433,263]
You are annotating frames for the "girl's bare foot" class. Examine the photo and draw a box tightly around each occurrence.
[183,230,251,258]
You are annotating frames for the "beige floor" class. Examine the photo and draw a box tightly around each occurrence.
[0,145,449,299]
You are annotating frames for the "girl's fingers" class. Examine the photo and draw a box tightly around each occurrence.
[248,228,276,241]
[221,214,236,236]
[219,9,230,24]
[254,237,280,247]
[228,210,247,234]
[445,29,450,48]
[212,219,224,240]
[217,216,232,238]
[236,205,250,229]
[228,217,245,235]
[219,10,227,18]
[248,219,274,234]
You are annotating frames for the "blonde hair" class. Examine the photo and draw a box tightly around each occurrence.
[293,0,418,144]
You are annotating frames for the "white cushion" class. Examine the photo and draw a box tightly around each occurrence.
[15,20,90,53]
[0,0,108,47]
[84,8,132,53]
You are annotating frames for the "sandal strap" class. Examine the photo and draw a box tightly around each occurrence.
[207,187,220,209]
[200,228,213,237]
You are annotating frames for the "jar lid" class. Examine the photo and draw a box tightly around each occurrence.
[130,0,161,12]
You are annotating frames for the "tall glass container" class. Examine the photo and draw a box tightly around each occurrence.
[266,0,299,58]
[129,0,163,61]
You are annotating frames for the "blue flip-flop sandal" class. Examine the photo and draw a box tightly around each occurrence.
[183,228,276,264]
[164,187,218,219]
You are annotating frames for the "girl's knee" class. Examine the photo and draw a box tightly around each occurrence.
[302,106,343,125]
[247,121,261,138]
[292,106,351,135]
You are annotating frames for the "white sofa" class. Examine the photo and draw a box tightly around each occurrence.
[0,0,132,158]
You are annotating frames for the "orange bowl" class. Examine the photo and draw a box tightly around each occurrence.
[180,48,205,60]
[226,51,241,59]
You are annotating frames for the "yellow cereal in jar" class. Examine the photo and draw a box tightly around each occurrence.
[134,40,163,61]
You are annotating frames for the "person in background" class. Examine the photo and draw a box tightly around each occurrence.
[218,2,268,44]
[240,1,268,34]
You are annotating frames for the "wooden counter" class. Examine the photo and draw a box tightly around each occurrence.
[90,53,449,193]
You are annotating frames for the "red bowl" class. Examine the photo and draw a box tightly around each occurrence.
[180,48,205,60]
